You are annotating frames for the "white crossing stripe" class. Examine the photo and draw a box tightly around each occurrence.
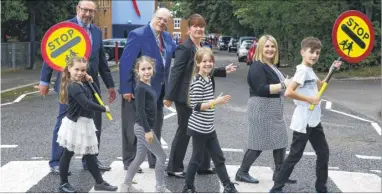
[0,145,18,148]
[328,170,381,192]
[222,165,274,192]
[0,160,50,192]
[89,161,170,192]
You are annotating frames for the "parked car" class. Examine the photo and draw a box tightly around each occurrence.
[237,40,253,62]
[236,36,256,56]
[227,38,238,52]
[218,36,231,51]
[103,38,127,61]
[246,40,257,65]
[202,40,213,49]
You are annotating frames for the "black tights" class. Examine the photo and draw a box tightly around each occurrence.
[59,148,104,184]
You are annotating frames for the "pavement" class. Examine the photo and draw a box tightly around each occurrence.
[1,50,381,193]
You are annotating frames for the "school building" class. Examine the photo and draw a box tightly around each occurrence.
[93,0,189,42]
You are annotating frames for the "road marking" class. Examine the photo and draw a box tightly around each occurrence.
[329,170,381,192]
[329,109,372,122]
[161,138,167,146]
[1,102,14,106]
[223,165,274,192]
[328,167,340,170]
[13,91,40,103]
[371,122,381,136]
[371,170,381,173]
[31,157,45,160]
[355,155,381,160]
[325,101,332,110]
[0,145,18,148]
[0,160,50,192]
[88,161,170,192]
[164,112,177,120]
[221,148,243,152]
[286,151,316,156]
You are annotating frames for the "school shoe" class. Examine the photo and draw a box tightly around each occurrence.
[223,182,239,193]
[94,181,118,191]
[182,185,197,193]
[58,182,76,193]
[269,188,284,193]
[51,166,72,176]
[155,185,170,193]
[235,169,259,183]
[167,171,186,178]
[124,166,143,173]
[197,168,216,175]
[119,183,144,192]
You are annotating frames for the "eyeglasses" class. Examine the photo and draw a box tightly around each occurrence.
[155,16,169,24]
[79,6,96,14]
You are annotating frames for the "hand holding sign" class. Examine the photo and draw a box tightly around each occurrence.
[309,10,375,111]
[41,22,113,120]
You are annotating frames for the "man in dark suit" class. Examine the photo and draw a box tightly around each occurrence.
[119,8,176,172]
[163,13,237,178]
[38,0,116,174]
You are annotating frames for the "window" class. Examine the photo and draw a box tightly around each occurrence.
[173,32,181,39]
[174,18,181,29]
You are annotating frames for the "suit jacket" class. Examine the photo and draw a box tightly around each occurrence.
[165,37,226,104]
[40,17,114,94]
[247,60,281,98]
[119,24,176,101]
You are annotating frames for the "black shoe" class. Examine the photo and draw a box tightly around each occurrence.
[182,185,196,193]
[269,188,284,193]
[197,168,216,175]
[167,171,186,178]
[235,170,259,184]
[51,166,71,176]
[149,164,155,169]
[223,182,239,193]
[286,178,297,184]
[58,182,76,193]
[94,181,118,191]
[124,166,143,173]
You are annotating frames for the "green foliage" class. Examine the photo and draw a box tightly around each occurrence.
[1,0,29,23]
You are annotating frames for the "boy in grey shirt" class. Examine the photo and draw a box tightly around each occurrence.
[270,37,342,193]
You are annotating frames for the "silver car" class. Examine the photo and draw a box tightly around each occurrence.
[237,40,253,62]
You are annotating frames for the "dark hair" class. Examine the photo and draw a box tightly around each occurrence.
[188,14,206,28]
[301,36,322,51]
[59,56,88,104]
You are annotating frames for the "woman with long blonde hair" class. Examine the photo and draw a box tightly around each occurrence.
[235,35,296,185]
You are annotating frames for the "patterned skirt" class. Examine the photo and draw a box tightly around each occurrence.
[246,96,288,151]
[57,116,99,155]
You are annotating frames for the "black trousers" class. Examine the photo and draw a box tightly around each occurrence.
[167,102,211,173]
[185,132,230,186]
[60,148,103,184]
[273,123,329,192]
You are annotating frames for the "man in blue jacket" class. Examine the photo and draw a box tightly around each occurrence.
[119,8,176,172]
[38,0,116,174]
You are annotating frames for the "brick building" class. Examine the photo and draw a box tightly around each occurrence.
[93,0,189,42]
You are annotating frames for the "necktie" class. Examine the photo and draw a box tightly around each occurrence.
[83,25,92,45]
[156,32,163,54]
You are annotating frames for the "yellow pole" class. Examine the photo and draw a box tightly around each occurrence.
[309,82,328,111]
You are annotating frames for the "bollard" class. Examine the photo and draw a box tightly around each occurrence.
[115,41,119,65]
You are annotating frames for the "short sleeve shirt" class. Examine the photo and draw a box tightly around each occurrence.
[289,64,321,133]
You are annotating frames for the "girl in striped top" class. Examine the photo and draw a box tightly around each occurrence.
[182,48,238,193]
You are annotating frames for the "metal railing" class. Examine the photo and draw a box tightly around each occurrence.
[1,42,40,71]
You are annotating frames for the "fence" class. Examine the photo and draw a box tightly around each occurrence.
[1,42,40,71]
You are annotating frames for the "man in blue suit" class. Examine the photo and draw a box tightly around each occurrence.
[119,8,176,172]
[38,0,116,174]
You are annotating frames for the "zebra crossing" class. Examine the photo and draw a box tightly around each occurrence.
[0,159,381,193]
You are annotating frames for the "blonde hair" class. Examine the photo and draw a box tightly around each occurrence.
[253,35,279,65]
[59,56,88,104]
[134,56,156,81]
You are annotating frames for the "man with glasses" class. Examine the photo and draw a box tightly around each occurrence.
[119,8,176,172]
[39,0,116,175]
